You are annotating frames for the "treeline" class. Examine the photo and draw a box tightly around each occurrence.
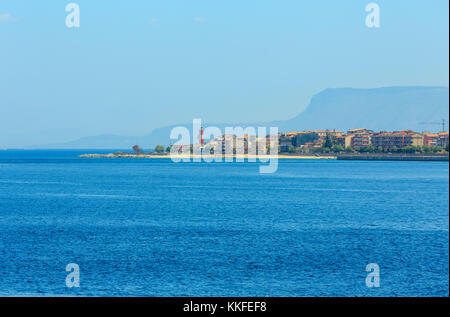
[154,145,171,153]
[133,145,171,153]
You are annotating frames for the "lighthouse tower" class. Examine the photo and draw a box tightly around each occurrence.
[200,126,205,146]
[199,126,205,154]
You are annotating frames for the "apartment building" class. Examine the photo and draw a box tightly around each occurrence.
[347,129,374,147]
[336,134,354,148]
[371,130,423,149]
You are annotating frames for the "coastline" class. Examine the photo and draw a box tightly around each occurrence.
[78,153,337,159]
[77,153,450,161]
[337,153,449,161]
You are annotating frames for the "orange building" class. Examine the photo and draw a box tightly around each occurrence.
[423,132,449,147]
[371,130,423,149]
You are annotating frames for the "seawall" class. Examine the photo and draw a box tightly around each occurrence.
[337,154,449,161]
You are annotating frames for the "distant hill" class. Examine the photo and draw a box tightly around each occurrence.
[31,86,449,149]
[282,86,449,132]
[30,134,138,150]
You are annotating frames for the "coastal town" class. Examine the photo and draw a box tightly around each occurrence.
[159,128,450,155]
[277,128,449,154]
[79,127,450,162]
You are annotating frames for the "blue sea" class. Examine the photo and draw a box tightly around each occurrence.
[0,150,448,297]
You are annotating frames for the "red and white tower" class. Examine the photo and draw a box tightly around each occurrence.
[200,126,205,146]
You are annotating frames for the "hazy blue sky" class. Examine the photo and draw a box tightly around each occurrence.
[0,0,448,147]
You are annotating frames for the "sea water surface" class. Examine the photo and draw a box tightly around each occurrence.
[0,150,448,296]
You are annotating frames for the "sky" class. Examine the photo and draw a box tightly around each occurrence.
[0,0,448,148]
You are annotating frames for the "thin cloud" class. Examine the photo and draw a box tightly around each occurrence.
[0,13,12,22]
[193,16,207,23]
[151,18,159,23]
[0,13,19,22]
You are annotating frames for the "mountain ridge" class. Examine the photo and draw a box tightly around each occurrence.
[27,86,449,149]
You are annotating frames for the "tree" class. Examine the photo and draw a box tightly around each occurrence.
[432,146,442,153]
[323,133,333,149]
[332,144,344,153]
[403,146,413,153]
[359,146,369,153]
[132,145,143,154]
[166,146,171,153]
[155,145,165,153]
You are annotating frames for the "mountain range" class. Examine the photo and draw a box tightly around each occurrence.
[31,86,449,149]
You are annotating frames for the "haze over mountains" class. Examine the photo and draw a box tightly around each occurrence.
[30,86,449,149]
[283,86,449,131]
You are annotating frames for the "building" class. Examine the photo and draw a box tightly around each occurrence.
[284,131,304,138]
[279,133,295,152]
[336,134,354,148]
[347,129,374,148]
[302,130,344,149]
[306,130,344,138]
[371,130,423,149]
[204,141,221,154]
[423,132,449,147]
[217,134,246,154]
[437,132,449,147]
[347,128,373,135]
[301,142,315,152]
[350,133,372,147]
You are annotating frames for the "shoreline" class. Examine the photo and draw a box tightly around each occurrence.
[337,154,449,161]
[78,153,337,159]
[77,153,450,161]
